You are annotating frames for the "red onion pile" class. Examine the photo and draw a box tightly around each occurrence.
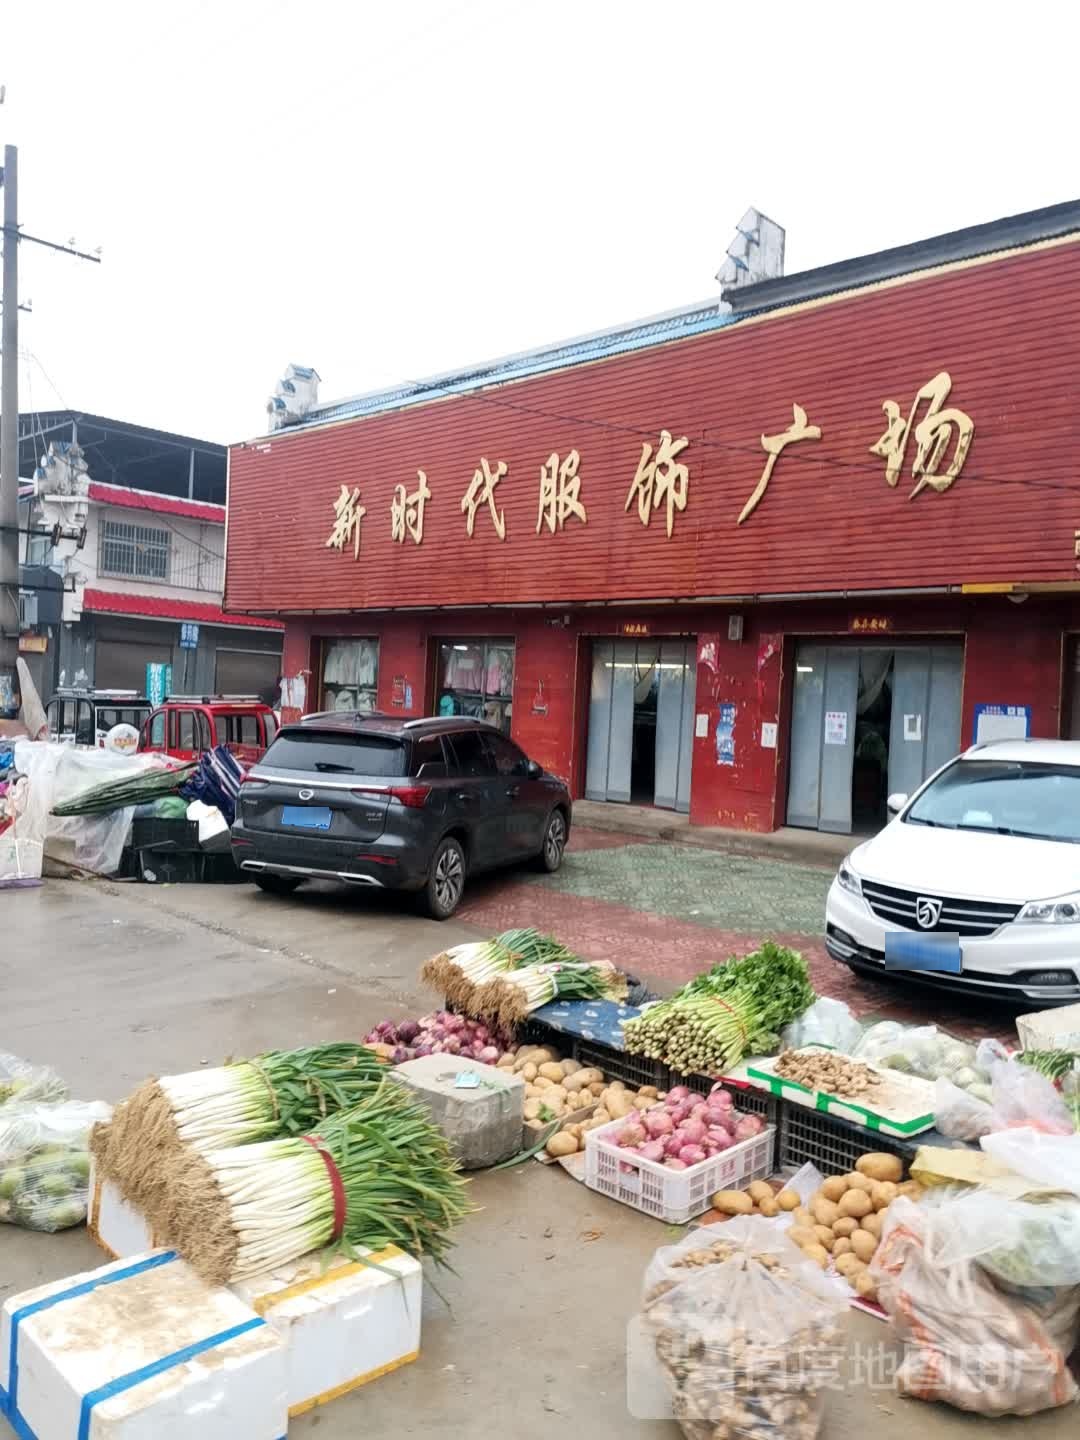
[363,1011,511,1065]
[610,1084,766,1170]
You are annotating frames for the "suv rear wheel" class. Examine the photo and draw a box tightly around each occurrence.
[253,873,302,896]
[536,809,568,873]
[424,837,466,920]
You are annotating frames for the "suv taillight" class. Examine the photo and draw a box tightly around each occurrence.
[349,784,431,808]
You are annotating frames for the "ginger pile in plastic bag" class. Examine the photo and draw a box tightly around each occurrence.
[0,1051,110,1232]
[641,1217,844,1440]
[871,1193,1080,1415]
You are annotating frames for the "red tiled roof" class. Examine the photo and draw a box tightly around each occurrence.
[88,482,226,525]
[82,588,283,630]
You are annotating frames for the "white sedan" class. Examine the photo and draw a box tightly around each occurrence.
[826,739,1080,1004]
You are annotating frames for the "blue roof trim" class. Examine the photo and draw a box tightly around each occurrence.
[288,301,740,432]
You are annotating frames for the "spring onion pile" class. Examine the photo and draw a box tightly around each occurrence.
[622,942,816,1075]
[158,1080,473,1283]
[94,1044,388,1212]
[422,928,627,1029]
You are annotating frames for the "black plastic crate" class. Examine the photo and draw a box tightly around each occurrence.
[777,1102,915,1174]
[131,818,200,852]
[572,1039,668,1091]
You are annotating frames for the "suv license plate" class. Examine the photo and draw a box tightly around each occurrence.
[883,932,962,974]
[281,805,332,831]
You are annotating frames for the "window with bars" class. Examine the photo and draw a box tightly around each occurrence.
[99,519,171,580]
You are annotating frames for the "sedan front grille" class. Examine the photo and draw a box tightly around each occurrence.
[861,879,1020,938]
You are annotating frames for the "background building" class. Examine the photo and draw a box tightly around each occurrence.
[224,202,1080,836]
[17,411,282,702]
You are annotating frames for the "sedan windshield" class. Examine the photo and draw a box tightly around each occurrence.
[905,760,1080,844]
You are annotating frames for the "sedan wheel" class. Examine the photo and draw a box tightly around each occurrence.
[425,837,466,919]
[537,810,567,873]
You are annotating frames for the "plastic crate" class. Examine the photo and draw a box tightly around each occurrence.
[584,1116,776,1224]
[1016,1002,1080,1054]
[573,1040,669,1092]
[777,1103,913,1175]
[131,817,200,852]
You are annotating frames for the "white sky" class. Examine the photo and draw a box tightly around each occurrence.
[4,1,1077,446]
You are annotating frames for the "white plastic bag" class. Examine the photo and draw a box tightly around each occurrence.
[934,1076,993,1140]
[989,1059,1074,1136]
[872,1195,1079,1415]
[781,998,862,1054]
[0,1100,111,1231]
[982,1127,1080,1198]
[640,1218,845,1440]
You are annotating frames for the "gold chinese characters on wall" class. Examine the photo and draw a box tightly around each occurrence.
[323,371,976,558]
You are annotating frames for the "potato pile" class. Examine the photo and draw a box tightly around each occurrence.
[495,1044,661,1158]
[786,1153,923,1303]
[710,1181,796,1220]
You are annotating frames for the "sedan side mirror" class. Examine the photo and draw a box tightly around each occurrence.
[886,792,908,816]
[526,759,543,779]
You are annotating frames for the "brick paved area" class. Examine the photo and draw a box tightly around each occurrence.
[460,826,1016,1042]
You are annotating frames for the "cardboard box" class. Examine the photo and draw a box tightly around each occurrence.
[232,1246,422,1417]
[87,1164,160,1261]
[0,1250,287,1440]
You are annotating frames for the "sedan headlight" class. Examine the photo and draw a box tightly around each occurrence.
[1017,892,1080,924]
[837,858,863,897]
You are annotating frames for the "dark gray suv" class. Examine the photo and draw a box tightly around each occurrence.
[231,715,572,918]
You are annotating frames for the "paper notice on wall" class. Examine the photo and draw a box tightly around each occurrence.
[695,713,709,738]
[824,710,848,746]
[760,722,778,749]
[903,713,922,742]
[716,703,736,766]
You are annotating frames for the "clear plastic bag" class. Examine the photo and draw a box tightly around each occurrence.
[872,1195,1079,1415]
[989,1058,1074,1136]
[640,1218,845,1440]
[0,1051,68,1109]
[0,1100,111,1232]
[780,998,862,1054]
[934,1076,993,1140]
[982,1127,1080,1198]
[854,1021,984,1085]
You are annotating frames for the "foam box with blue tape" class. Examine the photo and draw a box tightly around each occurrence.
[0,1250,288,1440]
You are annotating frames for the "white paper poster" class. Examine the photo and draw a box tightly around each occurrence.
[824,710,848,746]
[760,722,778,749]
[903,713,922,742]
[695,713,709,738]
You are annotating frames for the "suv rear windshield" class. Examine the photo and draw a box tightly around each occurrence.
[263,730,406,776]
[905,759,1080,844]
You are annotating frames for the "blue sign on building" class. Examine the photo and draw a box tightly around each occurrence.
[146,663,172,707]
[179,622,200,650]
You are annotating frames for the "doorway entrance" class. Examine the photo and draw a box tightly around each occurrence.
[786,642,963,834]
[585,639,696,812]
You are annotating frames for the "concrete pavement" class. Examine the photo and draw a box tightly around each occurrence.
[1,876,1070,1439]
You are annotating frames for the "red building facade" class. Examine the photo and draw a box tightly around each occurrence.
[226,213,1080,835]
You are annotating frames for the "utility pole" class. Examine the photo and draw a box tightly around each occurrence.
[0,141,100,716]
[0,144,18,714]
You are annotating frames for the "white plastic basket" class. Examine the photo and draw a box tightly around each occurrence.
[1016,1003,1080,1054]
[584,1116,776,1224]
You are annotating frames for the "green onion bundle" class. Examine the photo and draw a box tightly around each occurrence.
[422,928,627,1029]
[94,1044,388,1213]
[622,942,816,1076]
[158,1079,473,1283]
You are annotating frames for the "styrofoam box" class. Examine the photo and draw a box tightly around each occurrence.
[1017,1001,1080,1054]
[87,1163,159,1261]
[85,1172,422,1417]
[0,1249,287,1440]
[231,1246,422,1417]
[585,1117,776,1223]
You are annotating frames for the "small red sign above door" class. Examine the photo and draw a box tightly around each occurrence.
[620,622,650,637]
[849,616,892,634]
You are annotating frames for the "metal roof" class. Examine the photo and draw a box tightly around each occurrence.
[266,198,1080,440]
